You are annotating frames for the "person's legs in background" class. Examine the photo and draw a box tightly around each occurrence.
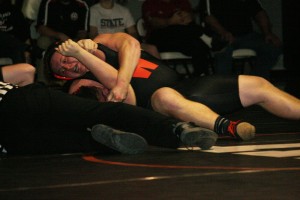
[243,32,282,79]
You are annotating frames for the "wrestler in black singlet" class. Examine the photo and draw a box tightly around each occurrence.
[80,44,244,114]
[82,44,180,108]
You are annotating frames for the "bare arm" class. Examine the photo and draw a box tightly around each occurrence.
[56,39,136,104]
[93,33,141,101]
[146,11,193,29]
[2,63,35,86]
[205,15,235,43]
[38,25,70,41]
[125,25,139,39]
[254,10,282,47]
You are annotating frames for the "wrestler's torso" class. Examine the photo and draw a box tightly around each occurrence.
[94,44,181,107]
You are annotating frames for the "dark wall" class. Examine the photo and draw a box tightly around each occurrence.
[282,0,300,97]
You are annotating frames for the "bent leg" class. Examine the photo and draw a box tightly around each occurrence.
[239,75,300,120]
[151,87,219,130]
[151,86,255,141]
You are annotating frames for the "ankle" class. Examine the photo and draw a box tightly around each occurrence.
[214,116,231,135]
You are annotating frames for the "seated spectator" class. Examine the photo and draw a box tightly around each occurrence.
[0,0,31,64]
[35,0,90,83]
[89,0,160,58]
[142,0,211,76]
[36,0,89,51]
[200,0,282,79]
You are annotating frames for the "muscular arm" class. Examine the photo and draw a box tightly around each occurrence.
[57,39,136,104]
[93,33,141,100]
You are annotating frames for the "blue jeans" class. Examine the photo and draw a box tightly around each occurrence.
[213,32,282,79]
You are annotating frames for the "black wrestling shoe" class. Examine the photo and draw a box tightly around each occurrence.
[91,124,148,154]
[227,121,256,141]
[173,122,218,150]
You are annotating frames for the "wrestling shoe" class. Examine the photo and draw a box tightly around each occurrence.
[173,122,218,150]
[227,121,256,141]
[91,124,148,154]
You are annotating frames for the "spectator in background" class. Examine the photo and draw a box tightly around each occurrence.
[142,0,212,76]
[21,0,43,66]
[0,0,31,64]
[200,0,282,79]
[90,0,160,58]
[36,0,89,51]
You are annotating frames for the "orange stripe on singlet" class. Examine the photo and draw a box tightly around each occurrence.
[132,59,158,78]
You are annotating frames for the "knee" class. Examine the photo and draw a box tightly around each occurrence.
[151,87,179,112]
[251,76,270,89]
[240,75,268,88]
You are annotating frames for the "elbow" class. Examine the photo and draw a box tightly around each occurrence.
[124,34,141,49]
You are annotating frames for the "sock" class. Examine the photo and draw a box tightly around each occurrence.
[214,116,230,135]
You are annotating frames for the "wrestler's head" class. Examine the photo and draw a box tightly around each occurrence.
[44,42,88,80]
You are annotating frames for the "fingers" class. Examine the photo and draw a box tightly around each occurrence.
[107,91,127,103]
[77,39,98,53]
[55,39,82,56]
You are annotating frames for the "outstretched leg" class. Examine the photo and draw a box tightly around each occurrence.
[239,75,300,120]
[151,87,255,140]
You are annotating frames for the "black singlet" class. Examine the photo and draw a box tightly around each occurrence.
[91,44,181,107]
[81,44,243,114]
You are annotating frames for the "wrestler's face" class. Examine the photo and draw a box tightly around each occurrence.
[50,52,89,79]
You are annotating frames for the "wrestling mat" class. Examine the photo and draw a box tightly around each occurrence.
[1,106,299,200]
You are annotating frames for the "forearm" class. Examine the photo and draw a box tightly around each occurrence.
[94,33,141,88]
[74,48,119,89]
[117,40,141,87]
[37,26,68,40]
[255,10,273,36]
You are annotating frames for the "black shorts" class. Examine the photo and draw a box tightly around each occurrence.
[173,75,243,114]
